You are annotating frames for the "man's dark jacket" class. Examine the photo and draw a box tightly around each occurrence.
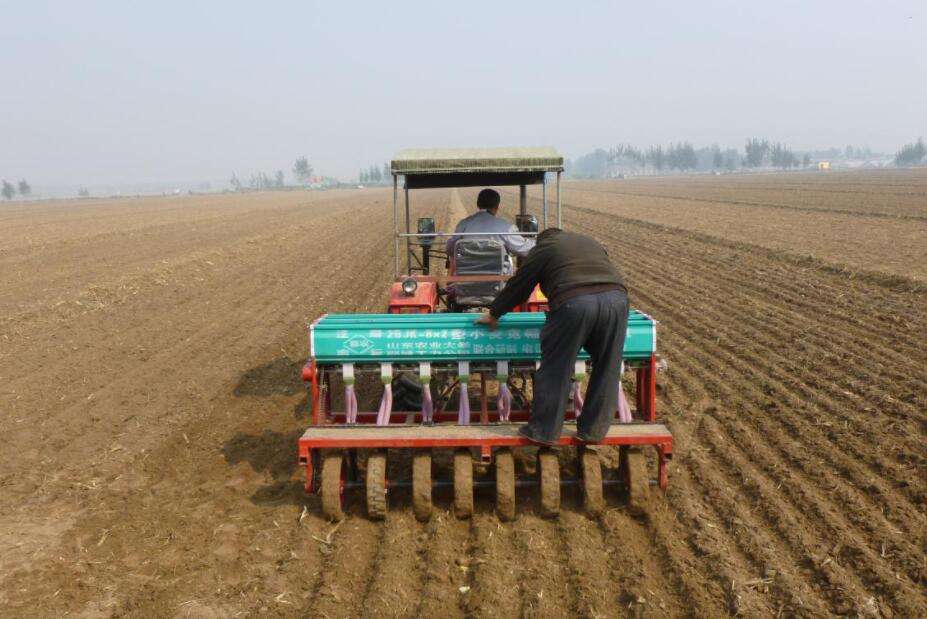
[489,229,626,318]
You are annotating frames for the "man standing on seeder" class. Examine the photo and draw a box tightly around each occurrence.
[476,228,629,445]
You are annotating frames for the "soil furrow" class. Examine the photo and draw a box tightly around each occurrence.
[413,511,469,619]
[637,289,925,525]
[463,512,523,617]
[694,415,926,616]
[649,323,925,586]
[568,185,927,222]
[570,217,927,501]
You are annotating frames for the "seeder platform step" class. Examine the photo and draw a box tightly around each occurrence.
[299,422,673,522]
[298,421,672,449]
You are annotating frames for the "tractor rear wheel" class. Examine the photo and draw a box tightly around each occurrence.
[580,448,604,518]
[495,448,516,521]
[621,446,651,516]
[537,448,560,518]
[453,449,473,519]
[412,450,433,522]
[320,452,345,521]
[366,450,388,520]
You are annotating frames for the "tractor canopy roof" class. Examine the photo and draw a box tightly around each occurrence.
[391,147,563,189]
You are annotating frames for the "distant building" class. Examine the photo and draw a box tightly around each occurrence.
[817,161,831,170]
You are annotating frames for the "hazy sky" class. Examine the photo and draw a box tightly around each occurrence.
[2,1,924,188]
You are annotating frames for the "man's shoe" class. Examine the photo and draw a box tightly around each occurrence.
[517,425,558,447]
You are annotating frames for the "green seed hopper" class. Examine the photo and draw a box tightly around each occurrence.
[310,310,656,364]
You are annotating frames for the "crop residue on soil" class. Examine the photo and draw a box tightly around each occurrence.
[0,172,925,617]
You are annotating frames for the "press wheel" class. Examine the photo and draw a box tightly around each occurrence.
[366,450,388,520]
[320,452,345,521]
[621,446,651,515]
[537,448,560,518]
[495,448,516,521]
[580,448,604,518]
[453,449,473,519]
[412,450,433,522]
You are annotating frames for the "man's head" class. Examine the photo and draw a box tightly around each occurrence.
[537,227,563,242]
[476,188,501,214]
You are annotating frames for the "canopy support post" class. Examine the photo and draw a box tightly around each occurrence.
[519,184,526,216]
[556,170,562,228]
[405,185,412,275]
[542,174,548,229]
[393,174,400,278]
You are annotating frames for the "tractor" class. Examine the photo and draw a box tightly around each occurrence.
[299,147,671,521]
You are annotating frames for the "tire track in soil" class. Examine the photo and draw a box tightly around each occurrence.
[554,509,617,616]
[356,510,424,616]
[512,517,577,618]
[303,518,387,617]
[464,512,523,617]
[559,507,683,617]
[413,510,469,619]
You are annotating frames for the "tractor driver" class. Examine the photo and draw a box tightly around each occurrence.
[445,189,534,273]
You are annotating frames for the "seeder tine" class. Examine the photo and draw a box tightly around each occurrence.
[496,361,512,421]
[342,363,357,424]
[419,362,433,424]
[457,361,471,425]
[376,363,393,426]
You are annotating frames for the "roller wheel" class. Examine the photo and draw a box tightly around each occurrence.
[621,446,651,516]
[320,452,345,521]
[366,450,388,520]
[453,449,473,519]
[580,448,604,518]
[495,448,516,521]
[412,450,433,522]
[537,448,560,518]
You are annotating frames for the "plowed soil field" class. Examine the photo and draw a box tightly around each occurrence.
[1,171,925,618]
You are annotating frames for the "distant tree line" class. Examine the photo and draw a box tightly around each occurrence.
[229,170,288,191]
[1,179,31,200]
[566,137,883,178]
[743,139,802,169]
[359,163,391,185]
[894,138,926,167]
[228,156,315,192]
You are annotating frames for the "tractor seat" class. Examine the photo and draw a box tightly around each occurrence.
[450,238,508,308]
